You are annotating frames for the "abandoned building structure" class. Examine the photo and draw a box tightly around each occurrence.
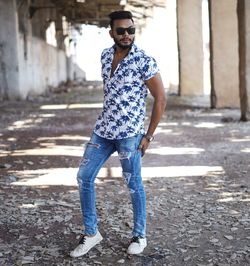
[0,0,249,120]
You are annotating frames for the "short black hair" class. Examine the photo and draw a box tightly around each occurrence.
[108,10,134,29]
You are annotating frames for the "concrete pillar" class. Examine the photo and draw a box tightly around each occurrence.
[246,1,250,111]
[55,12,65,50]
[177,0,204,96]
[0,0,20,99]
[209,0,239,108]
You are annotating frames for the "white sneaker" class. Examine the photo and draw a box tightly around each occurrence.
[70,231,103,258]
[127,236,147,255]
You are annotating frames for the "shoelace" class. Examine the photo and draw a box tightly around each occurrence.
[131,236,140,243]
[79,235,87,244]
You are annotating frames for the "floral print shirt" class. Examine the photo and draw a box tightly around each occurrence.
[94,44,159,139]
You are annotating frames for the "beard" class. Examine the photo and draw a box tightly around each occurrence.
[114,37,134,50]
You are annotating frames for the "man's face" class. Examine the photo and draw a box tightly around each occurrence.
[110,19,135,49]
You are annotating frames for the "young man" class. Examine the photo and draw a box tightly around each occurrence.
[70,10,166,258]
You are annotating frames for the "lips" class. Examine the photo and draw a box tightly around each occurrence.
[121,38,131,42]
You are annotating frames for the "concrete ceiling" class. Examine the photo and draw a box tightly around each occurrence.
[49,0,166,27]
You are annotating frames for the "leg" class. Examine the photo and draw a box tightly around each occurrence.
[77,133,115,235]
[116,134,146,238]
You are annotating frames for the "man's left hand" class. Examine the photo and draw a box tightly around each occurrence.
[138,137,150,157]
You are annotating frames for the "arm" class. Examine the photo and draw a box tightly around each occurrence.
[139,73,167,156]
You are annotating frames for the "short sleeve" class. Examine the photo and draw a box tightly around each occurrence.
[139,55,159,81]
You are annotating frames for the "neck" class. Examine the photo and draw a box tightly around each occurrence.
[115,45,131,56]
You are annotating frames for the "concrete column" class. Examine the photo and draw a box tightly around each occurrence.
[209,0,239,108]
[55,12,65,50]
[0,0,20,99]
[246,1,250,111]
[177,0,204,96]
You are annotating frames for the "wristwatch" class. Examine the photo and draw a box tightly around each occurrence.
[144,134,154,142]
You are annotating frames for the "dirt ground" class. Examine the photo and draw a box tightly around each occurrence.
[0,82,250,266]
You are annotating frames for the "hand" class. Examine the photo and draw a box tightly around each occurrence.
[138,137,150,157]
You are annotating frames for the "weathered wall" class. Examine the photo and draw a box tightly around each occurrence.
[0,0,85,100]
[210,0,239,108]
[0,0,20,99]
[18,33,85,99]
[18,34,70,98]
[177,0,204,96]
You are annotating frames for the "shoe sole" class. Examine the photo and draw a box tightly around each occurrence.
[127,249,145,255]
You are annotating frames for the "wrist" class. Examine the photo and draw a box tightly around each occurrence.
[144,134,154,142]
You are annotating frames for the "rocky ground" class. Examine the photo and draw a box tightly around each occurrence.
[0,82,250,266]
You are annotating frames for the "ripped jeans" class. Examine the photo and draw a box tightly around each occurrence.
[77,132,146,237]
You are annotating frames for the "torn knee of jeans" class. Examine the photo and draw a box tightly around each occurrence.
[123,172,132,185]
[79,157,90,166]
[119,151,131,160]
[86,142,100,149]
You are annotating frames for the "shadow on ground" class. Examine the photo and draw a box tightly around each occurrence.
[0,82,250,265]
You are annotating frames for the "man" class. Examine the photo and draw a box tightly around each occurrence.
[70,10,166,258]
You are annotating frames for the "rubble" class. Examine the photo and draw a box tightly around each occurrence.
[0,87,250,265]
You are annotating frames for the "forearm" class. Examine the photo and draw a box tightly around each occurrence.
[146,98,166,136]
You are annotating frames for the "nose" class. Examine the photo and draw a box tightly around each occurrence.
[123,30,129,36]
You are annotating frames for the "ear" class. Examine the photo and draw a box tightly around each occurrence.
[109,29,114,38]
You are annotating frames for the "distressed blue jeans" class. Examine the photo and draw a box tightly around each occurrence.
[77,132,146,237]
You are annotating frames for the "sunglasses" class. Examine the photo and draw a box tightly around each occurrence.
[115,27,136,35]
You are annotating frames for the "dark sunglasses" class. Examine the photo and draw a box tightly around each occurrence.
[115,27,136,35]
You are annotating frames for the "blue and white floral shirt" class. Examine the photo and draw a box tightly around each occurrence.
[94,44,159,139]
